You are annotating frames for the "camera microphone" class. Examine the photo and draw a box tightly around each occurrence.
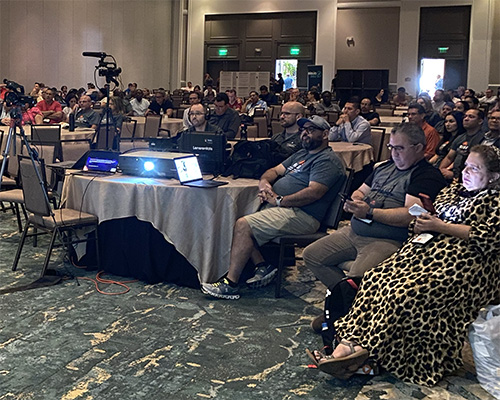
[82,52,107,58]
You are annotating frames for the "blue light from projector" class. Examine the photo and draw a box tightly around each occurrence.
[143,161,155,172]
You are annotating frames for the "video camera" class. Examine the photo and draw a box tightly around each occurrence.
[3,79,35,108]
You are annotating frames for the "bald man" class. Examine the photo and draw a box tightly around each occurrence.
[74,95,100,129]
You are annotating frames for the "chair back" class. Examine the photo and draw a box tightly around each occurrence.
[270,105,282,121]
[121,119,137,139]
[370,127,386,162]
[326,111,339,125]
[321,168,355,230]
[95,125,116,149]
[254,116,268,137]
[7,135,23,178]
[144,115,162,138]
[30,125,61,145]
[61,140,91,162]
[253,108,266,117]
[271,120,282,136]
[18,157,52,217]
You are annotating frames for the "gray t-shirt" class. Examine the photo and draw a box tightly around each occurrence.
[272,147,345,222]
[75,108,100,128]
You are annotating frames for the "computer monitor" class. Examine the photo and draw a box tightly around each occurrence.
[177,132,228,175]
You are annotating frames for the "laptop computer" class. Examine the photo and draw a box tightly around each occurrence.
[177,132,228,175]
[174,155,228,188]
[70,150,120,176]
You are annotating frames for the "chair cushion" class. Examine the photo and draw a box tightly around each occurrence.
[0,189,24,203]
[29,208,98,229]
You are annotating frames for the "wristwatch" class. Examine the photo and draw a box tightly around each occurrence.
[275,195,284,207]
[365,207,374,221]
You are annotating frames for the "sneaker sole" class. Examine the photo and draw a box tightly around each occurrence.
[201,285,240,300]
[246,268,277,289]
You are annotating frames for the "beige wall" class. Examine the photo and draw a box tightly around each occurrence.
[0,0,179,91]
[335,7,399,84]
[490,0,500,84]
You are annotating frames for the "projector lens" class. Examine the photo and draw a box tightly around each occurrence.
[144,161,155,172]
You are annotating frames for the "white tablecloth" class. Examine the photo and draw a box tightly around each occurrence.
[61,173,260,283]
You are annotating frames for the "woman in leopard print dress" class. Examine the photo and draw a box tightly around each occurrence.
[315,145,500,386]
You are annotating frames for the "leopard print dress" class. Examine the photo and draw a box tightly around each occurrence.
[334,183,500,386]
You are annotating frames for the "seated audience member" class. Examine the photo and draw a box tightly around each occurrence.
[392,87,411,106]
[142,88,152,102]
[209,93,241,139]
[0,102,12,125]
[288,88,305,105]
[430,111,465,167]
[226,89,243,112]
[62,94,78,122]
[113,89,133,115]
[203,85,217,97]
[416,96,441,127]
[454,100,470,114]
[479,88,497,106]
[329,98,371,144]
[21,102,43,125]
[432,89,446,113]
[203,87,216,105]
[74,95,100,129]
[180,103,223,134]
[36,87,63,124]
[308,144,500,386]
[360,98,380,126]
[201,116,346,299]
[270,101,305,159]
[462,88,475,100]
[481,109,500,148]
[306,90,320,113]
[182,91,202,129]
[146,90,173,117]
[440,109,484,181]
[259,85,278,106]
[242,91,268,117]
[182,81,194,92]
[407,102,440,159]
[315,91,341,115]
[29,82,42,98]
[59,85,68,99]
[433,101,455,135]
[124,82,137,98]
[129,89,150,117]
[464,95,479,110]
[373,89,385,106]
[304,122,446,287]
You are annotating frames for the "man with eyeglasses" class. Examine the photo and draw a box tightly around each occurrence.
[329,97,371,144]
[146,89,174,117]
[182,91,202,129]
[439,109,485,181]
[209,92,241,139]
[481,110,500,148]
[202,115,346,300]
[74,95,99,129]
[303,123,446,295]
[181,103,222,134]
[270,101,305,159]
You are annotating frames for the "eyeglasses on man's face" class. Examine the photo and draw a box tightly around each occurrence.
[302,126,321,134]
[387,143,416,152]
[188,112,205,117]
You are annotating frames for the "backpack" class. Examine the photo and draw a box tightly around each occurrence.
[321,275,362,354]
[223,139,279,179]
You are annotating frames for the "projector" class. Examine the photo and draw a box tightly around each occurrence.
[119,150,193,178]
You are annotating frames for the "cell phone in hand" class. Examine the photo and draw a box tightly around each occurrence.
[340,193,352,202]
[419,193,436,214]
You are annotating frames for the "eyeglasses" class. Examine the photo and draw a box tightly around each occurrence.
[387,143,416,152]
[488,116,500,121]
[280,112,297,116]
[302,126,321,134]
[188,112,205,117]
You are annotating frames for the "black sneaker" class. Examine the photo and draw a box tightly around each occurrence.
[201,277,240,300]
[246,264,277,288]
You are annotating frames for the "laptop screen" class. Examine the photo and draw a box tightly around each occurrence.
[174,156,203,183]
[83,155,119,173]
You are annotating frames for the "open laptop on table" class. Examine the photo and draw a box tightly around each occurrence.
[174,155,228,188]
[70,150,120,176]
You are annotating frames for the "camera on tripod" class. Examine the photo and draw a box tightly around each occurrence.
[98,60,122,84]
[3,79,35,108]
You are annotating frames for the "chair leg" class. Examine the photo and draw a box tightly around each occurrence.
[275,243,287,298]
[12,222,31,271]
[94,223,101,269]
[40,229,58,277]
[14,203,22,232]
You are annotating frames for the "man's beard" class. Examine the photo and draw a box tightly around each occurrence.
[302,136,322,151]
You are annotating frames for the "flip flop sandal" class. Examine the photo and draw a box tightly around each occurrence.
[318,341,370,379]
[305,346,334,366]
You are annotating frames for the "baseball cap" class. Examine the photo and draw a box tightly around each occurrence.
[297,115,331,131]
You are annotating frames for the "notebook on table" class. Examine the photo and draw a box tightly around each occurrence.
[174,155,228,188]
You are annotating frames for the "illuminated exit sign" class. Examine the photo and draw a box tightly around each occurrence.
[218,48,228,56]
[290,47,300,56]
[438,47,449,54]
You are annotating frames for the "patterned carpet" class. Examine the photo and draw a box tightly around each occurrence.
[0,208,496,400]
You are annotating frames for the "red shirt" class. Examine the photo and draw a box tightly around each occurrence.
[36,100,63,123]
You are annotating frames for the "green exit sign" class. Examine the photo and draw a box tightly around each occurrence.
[290,47,300,56]
[438,47,449,54]
[218,48,228,56]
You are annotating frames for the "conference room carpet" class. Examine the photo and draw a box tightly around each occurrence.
[0,209,494,400]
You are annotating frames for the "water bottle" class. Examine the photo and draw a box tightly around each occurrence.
[240,123,247,140]
[69,113,75,131]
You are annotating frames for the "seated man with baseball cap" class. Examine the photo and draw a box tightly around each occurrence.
[202,116,346,299]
